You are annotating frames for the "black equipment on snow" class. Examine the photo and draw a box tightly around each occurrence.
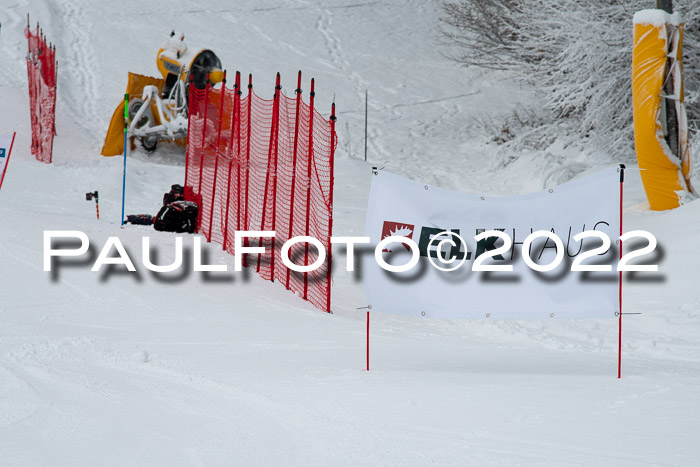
[163,184,185,206]
[125,214,154,225]
[154,200,198,233]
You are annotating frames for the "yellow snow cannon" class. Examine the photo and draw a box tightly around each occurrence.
[101,32,224,156]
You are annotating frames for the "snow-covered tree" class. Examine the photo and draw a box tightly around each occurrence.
[441,0,700,157]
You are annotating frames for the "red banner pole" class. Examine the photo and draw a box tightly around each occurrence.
[325,103,336,313]
[303,79,316,300]
[208,71,227,242]
[285,71,303,290]
[366,310,370,372]
[618,165,625,378]
[223,72,240,252]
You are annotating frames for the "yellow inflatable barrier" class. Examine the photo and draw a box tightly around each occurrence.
[101,73,165,156]
[101,33,223,156]
[632,9,695,210]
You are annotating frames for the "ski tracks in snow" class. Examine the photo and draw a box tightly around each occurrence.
[0,0,32,86]
[1,336,306,464]
[315,7,393,162]
[54,0,102,141]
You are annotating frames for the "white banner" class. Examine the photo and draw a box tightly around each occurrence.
[362,167,622,319]
[0,133,16,191]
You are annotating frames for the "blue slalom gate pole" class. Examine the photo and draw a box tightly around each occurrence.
[121,93,128,226]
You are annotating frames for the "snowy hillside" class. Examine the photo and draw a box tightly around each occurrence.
[1,0,699,465]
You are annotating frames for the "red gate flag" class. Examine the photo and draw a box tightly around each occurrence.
[0,133,17,192]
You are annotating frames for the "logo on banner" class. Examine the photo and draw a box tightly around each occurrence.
[381,221,414,252]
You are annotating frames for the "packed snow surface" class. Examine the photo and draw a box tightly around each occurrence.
[1,1,699,465]
[633,9,682,27]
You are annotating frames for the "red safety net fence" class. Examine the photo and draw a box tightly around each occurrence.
[185,71,337,313]
[25,16,57,164]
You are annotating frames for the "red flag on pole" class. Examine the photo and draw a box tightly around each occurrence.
[0,132,17,192]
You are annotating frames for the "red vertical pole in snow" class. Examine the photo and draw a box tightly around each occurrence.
[366,311,370,371]
[235,72,243,233]
[325,103,336,312]
[618,164,625,378]
[285,71,303,290]
[184,77,195,189]
[198,76,211,197]
[303,79,316,300]
[208,71,227,242]
[242,74,253,268]
[0,132,16,191]
[269,73,282,281]
[223,71,240,252]
[50,44,57,147]
[257,73,281,276]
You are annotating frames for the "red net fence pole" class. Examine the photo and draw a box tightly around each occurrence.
[185,71,337,313]
[327,103,336,312]
[285,71,304,290]
[257,73,282,275]
[303,79,317,301]
[222,71,240,253]
[25,15,57,164]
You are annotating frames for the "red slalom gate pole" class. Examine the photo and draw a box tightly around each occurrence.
[285,71,304,290]
[0,132,16,191]
[618,164,625,378]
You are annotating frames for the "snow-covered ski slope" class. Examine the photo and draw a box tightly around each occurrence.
[1,1,699,465]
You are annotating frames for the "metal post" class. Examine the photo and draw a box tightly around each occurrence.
[657,0,679,159]
[656,0,672,13]
[364,89,368,162]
